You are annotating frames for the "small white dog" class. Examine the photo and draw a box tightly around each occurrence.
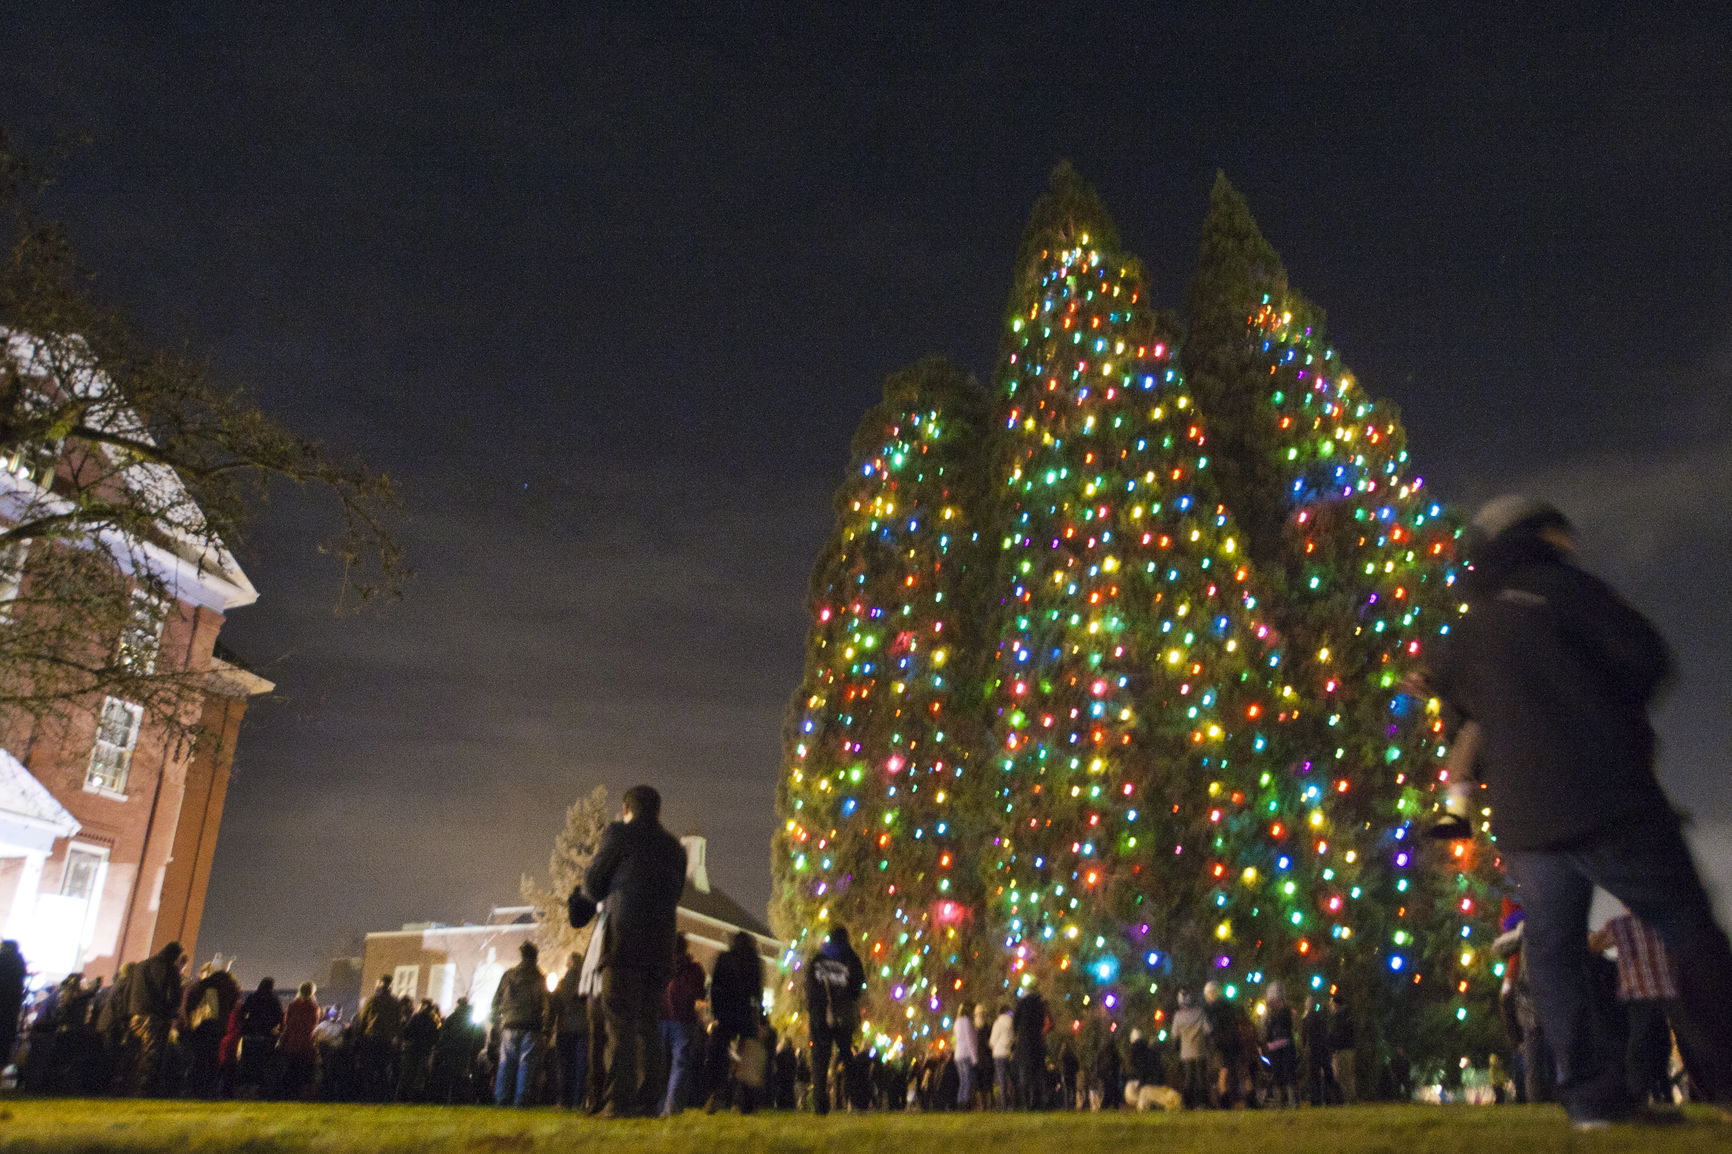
[1125,1080,1184,1111]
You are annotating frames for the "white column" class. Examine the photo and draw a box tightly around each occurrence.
[2,851,46,941]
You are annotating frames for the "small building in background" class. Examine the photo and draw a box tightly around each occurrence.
[361,835,779,1020]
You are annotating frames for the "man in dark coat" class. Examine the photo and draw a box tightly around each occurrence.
[355,974,405,1101]
[705,930,765,1113]
[235,977,285,1097]
[1011,986,1050,1109]
[583,784,687,1117]
[1431,495,1732,1128]
[184,962,242,1097]
[126,940,185,1095]
[803,922,866,1115]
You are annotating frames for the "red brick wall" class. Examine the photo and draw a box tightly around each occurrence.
[15,597,227,977]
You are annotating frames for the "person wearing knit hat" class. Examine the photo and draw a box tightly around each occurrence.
[1430,495,1732,1129]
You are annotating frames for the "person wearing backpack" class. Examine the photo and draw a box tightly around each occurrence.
[803,923,866,1115]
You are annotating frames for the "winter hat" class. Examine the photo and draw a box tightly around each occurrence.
[1463,495,1570,558]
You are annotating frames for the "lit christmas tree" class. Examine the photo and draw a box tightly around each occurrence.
[773,167,1504,1064]
[772,357,996,1051]
[1181,174,1505,1056]
[978,167,1280,1034]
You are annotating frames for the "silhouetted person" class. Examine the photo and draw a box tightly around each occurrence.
[279,982,320,1100]
[492,941,549,1106]
[659,934,704,1115]
[126,940,184,1096]
[551,954,589,1109]
[400,998,440,1101]
[185,962,241,1097]
[1432,496,1732,1127]
[1011,986,1049,1109]
[0,940,25,1074]
[1263,982,1299,1107]
[355,974,404,1101]
[705,930,765,1113]
[804,923,866,1115]
[235,977,284,1097]
[583,784,687,1117]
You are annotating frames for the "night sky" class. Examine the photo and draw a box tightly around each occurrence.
[4,6,1730,985]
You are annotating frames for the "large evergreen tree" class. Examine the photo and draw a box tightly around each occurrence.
[772,168,1504,1068]
[978,166,1278,1033]
[1181,174,1504,1062]
[772,357,995,1051]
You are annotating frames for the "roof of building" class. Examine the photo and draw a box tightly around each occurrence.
[679,877,774,940]
[367,881,775,945]
[0,748,80,842]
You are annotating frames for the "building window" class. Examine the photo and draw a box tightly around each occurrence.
[393,965,420,1001]
[428,963,456,1013]
[117,590,166,673]
[61,846,108,901]
[0,438,58,489]
[0,538,27,621]
[86,696,143,795]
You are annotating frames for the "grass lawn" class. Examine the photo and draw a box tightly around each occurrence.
[0,1100,1728,1153]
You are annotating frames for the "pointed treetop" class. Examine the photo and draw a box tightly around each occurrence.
[1011,162,1127,285]
[1186,172,1299,345]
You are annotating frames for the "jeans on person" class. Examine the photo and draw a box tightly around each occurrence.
[659,1020,697,1114]
[993,1056,1014,1109]
[957,1056,975,1107]
[1506,813,1732,1120]
[494,1027,541,1106]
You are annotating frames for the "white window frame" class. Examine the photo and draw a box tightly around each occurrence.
[61,844,108,900]
[118,589,166,674]
[0,537,27,622]
[85,696,144,796]
[0,438,58,490]
[60,842,110,972]
[428,963,457,1014]
[393,964,420,1002]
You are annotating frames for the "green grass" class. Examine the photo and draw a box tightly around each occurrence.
[0,1100,1728,1153]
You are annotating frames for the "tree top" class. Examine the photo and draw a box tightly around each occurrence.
[1011,162,1126,284]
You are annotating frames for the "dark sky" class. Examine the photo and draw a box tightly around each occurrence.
[5,6,1730,984]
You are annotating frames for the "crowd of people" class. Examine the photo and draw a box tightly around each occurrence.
[0,931,1388,1113]
[0,785,1389,1115]
[7,502,1732,1136]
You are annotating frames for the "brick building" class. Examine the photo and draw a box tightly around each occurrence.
[362,835,780,1018]
[0,330,270,980]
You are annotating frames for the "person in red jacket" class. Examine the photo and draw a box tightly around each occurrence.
[657,935,705,1115]
[279,983,320,1100]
